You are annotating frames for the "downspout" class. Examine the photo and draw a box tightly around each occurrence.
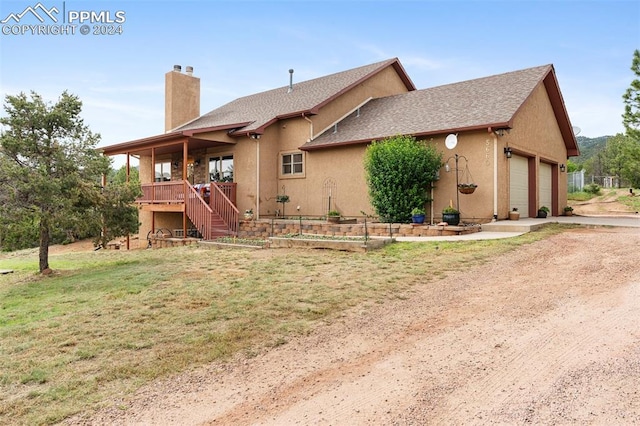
[256,136,260,219]
[248,132,262,219]
[491,129,498,221]
[302,113,313,140]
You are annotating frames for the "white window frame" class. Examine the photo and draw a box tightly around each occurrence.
[155,161,172,181]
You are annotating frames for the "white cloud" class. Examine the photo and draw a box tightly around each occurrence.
[401,55,443,71]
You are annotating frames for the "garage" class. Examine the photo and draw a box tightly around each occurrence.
[509,155,529,217]
[539,162,552,213]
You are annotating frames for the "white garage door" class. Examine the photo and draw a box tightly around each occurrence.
[509,155,529,217]
[539,162,552,213]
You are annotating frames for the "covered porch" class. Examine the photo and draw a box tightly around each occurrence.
[101,125,249,242]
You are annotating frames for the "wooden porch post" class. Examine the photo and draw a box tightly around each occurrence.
[151,148,156,201]
[183,140,188,238]
[125,153,130,250]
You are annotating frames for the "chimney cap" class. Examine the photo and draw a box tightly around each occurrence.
[186,66,194,75]
[173,65,182,72]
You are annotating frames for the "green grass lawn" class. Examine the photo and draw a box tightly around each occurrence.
[0,225,570,425]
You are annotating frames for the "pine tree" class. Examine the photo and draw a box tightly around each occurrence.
[622,49,640,141]
[0,91,139,272]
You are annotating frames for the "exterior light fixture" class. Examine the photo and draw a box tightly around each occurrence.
[504,147,512,158]
[560,164,566,173]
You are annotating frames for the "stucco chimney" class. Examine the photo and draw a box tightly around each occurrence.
[165,65,200,132]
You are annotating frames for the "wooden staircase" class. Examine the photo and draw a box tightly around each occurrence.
[185,182,238,239]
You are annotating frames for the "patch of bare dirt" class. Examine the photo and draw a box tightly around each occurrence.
[571,189,639,216]
[65,226,640,425]
[48,236,141,255]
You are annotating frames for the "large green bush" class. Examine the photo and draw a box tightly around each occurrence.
[364,135,442,223]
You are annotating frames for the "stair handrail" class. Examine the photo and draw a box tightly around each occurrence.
[210,182,239,236]
[185,181,214,238]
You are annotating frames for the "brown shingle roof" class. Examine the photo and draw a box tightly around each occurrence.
[177,58,415,135]
[302,64,566,150]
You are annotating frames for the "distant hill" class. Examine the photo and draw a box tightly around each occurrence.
[573,135,611,165]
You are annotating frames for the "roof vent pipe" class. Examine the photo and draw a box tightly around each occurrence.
[173,65,182,72]
[288,69,294,93]
[186,66,193,76]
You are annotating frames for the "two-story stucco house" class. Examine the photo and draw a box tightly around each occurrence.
[101,58,578,247]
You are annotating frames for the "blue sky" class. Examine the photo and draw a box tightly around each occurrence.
[1,0,639,167]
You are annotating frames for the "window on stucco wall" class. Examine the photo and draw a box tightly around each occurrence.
[281,152,304,177]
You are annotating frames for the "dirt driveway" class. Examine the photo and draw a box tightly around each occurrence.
[72,226,640,425]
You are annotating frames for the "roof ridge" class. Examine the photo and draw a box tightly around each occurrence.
[221,58,399,104]
[176,57,408,134]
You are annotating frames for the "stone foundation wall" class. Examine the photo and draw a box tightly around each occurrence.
[238,219,479,239]
[149,237,200,249]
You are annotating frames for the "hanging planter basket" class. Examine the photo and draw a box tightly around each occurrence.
[458,184,477,194]
[457,163,477,194]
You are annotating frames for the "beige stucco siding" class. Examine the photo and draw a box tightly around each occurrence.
[503,83,568,216]
[293,144,371,217]
[250,66,411,217]
[310,66,411,139]
[431,132,498,222]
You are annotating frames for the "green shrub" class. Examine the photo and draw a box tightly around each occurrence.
[364,135,442,223]
[583,183,601,194]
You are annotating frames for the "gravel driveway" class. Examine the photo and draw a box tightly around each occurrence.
[70,226,640,425]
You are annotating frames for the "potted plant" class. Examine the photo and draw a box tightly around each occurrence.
[442,205,460,226]
[537,205,550,218]
[509,207,520,221]
[327,209,340,223]
[563,205,574,216]
[411,207,426,224]
[244,209,254,220]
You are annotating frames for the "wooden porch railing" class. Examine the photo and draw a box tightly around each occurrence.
[210,182,239,236]
[139,181,185,203]
[137,181,238,238]
[215,182,237,206]
[185,182,214,239]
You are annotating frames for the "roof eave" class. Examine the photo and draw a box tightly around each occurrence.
[300,122,512,151]
[100,131,185,156]
[100,122,253,156]
[542,67,580,157]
